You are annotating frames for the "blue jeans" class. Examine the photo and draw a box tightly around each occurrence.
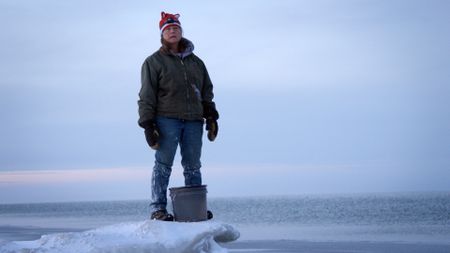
[150,116,203,212]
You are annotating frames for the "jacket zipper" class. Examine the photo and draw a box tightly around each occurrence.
[180,59,191,115]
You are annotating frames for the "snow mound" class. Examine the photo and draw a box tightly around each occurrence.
[0,220,240,253]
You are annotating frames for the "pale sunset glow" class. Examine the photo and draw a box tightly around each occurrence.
[0,168,150,184]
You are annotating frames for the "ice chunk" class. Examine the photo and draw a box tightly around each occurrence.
[0,220,239,253]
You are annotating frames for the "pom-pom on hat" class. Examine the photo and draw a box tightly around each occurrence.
[159,12,181,34]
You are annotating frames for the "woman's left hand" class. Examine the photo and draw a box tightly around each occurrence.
[206,119,218,142]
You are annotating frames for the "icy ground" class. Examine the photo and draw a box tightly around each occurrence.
[0,220,240,253]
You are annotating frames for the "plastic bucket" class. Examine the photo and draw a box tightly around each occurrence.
[169,185,208,222]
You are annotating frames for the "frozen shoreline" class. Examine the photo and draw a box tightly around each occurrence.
[0,226,85,242]
[2,225,450,253]
[0,221,239,253]
[226,240,450,253]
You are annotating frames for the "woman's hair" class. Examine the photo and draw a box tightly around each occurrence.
[160,36,187,53]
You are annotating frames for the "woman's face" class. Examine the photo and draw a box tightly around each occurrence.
[162,26,182,45]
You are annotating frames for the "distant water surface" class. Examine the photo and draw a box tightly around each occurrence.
[0,192,449,243]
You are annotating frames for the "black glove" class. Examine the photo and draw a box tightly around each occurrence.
[202,101,219,121]
[202,102,219,142]
[144,122,160,150]
[206,118,218,142]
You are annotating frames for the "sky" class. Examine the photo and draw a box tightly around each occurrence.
[1,0,449,203]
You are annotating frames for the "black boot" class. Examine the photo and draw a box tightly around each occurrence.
[151,210,174,221]
[207,210,213,220]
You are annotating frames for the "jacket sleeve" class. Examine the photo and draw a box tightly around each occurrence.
[200,61,219,120]
[138,58,159,129]
[200,61,215,104]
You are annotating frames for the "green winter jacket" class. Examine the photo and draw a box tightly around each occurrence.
[138,38,216,128]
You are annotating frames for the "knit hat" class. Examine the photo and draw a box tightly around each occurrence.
[159,12,181,34]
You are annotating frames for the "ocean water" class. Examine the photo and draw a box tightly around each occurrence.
[1,192,449,244]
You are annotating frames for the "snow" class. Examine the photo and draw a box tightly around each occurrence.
[0,220,240,253]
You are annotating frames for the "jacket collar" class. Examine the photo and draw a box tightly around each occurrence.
[160,37,194,59]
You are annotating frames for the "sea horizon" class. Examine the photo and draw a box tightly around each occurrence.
[2,189,448,205]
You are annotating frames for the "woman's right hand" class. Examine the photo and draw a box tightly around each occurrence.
[144,123,160,150]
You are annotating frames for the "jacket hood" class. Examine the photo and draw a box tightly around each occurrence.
[160,37,194,59]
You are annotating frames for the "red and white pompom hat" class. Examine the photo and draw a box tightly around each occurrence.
[159,12,182,34]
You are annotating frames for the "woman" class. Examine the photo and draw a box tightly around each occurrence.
[138,12,219,221]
